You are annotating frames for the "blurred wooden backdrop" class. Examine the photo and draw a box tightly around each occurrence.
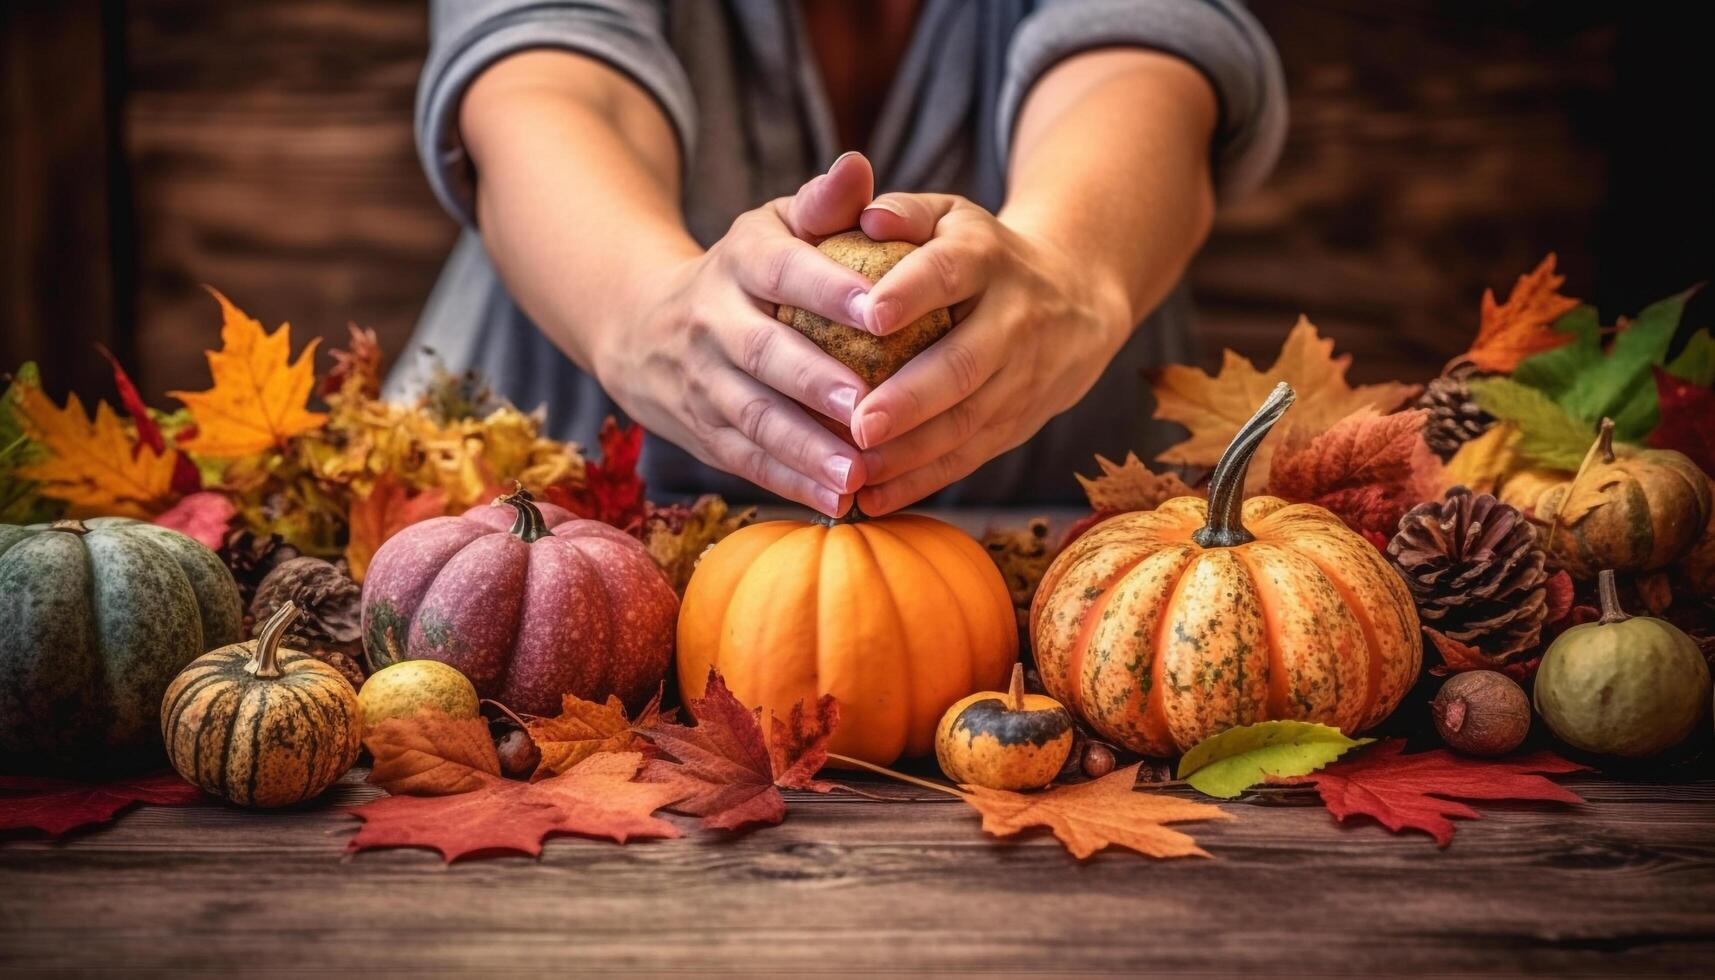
[3,0,1709,405]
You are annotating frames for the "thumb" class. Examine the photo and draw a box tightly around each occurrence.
[783,151,875,240]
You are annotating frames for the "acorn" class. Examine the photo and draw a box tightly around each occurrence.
[1431,670,1531,757]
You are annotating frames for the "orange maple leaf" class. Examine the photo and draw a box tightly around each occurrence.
[961,763,1231,859]
[345,474,450,583]
[348,751,683,862]
[168,289,327,457]
[525,690,660,782]
[1460,254,1582,374]
[1149,317,1419,491]
[364,709,501,796]
[1075,452,1197,513]
[13,385,178,518]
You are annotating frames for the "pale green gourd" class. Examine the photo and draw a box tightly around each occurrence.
[1534,569,1709,758]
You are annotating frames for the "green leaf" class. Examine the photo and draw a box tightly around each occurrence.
[1665,329,1715,387]
[1177,721,1371,799]
[1560,289,1688,440]
[1468,377,1595,469]
[1513,305,1601,398]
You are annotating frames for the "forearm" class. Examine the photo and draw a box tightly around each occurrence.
[1001,48,1218,326]
[459,50,701,374]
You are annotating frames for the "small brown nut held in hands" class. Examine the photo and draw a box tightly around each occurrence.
[775,230,952,388]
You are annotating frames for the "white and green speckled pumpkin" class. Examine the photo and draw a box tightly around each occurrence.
[0,517,243,774]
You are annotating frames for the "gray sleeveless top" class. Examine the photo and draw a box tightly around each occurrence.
[400,0,1285,504]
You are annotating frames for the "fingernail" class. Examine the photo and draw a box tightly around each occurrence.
[863,201,905,220]
[824,455,853,492]
[858,410,892,448]
[846,290,871,328]
[826,386,858,423]
[868,297,899,334]
[830,150,859,171]
[815,488,842,516]
[862,448,884,475]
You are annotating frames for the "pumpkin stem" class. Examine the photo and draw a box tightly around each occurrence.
[1593,417,1616,464]
[494,484,553,542]
[1596,568,1630,625]
[1192,381,1296,549]
[49,518,89,535]
[250,601,301,679]
[1007,662,1026,712]
[815,500,868,527]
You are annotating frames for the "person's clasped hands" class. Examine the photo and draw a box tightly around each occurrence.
[598,151,1133,518]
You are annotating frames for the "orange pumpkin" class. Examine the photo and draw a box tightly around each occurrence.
[678,514,1017,765]
[1030,383,1422,756]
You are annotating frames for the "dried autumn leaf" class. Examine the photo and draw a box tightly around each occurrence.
[641,494,756,593]
[768,695,840,792]
[961,763,1231,859]
[982,517,1057,628]
[321,324,383,399]
[168,288,327,457]
[364,709,501,796]
[1459,254,1582,374]
[526,690,660,781]
[1267,409,1442,537]
[1283,739,1585,847]
[95,343,203,496]
[1441,422,1525,495]
[1648,366,1715,476]
[0,772,205,836]
[1149,317,1418,491]
[544,416,646,531]
[1424,628,1540,681]
[637,671,838,830]
[14,384,178,519]
[346,751,682,862]
[1076,452,1197,513]
[150,490,237,550]
[345,473,450,583]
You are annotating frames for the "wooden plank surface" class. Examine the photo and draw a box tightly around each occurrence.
[2,770,1713,974]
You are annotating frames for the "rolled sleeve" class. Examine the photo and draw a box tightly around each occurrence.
[416,0,696,226]
[998,0,1287,202]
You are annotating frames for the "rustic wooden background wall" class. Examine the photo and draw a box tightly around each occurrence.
[3,1,1708,404]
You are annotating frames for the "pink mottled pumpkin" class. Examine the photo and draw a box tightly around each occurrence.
[360,488,676,714]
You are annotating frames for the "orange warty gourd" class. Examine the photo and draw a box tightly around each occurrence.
[1030,383,1422,757]
[678,514,1017,765]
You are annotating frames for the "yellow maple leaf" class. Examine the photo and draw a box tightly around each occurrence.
[1075,452,1198,512]
[14,385,178,519]
[961,763,1231,859]
[1149,317,1419,491]
[169,289,327,457]
[1460,254,1582,374]
[1442,423,1525,496]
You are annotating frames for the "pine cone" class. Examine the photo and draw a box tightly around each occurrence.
[1414,360,1494,460]
[1388,487,1550,661]
[249,556,363,660]
[219,528,301,606]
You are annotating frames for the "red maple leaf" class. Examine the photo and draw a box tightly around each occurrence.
[543,416,647,532]
[0,772,205,836]
[1268,409,1442,537]
[151,490,237,550]
[346,752,682,862]
[1283,739,1586,847]
[637,671,839,831]
[96,343,202,495]
[1648,367,1715,475]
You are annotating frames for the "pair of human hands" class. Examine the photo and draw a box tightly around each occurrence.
[595,152,1134,516]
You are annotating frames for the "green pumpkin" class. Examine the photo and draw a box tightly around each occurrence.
[1534,570,1710,759]
[0,518,242,774]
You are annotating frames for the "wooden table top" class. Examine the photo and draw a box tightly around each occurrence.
[4,509,1713,974]
[2,769,1712,974]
